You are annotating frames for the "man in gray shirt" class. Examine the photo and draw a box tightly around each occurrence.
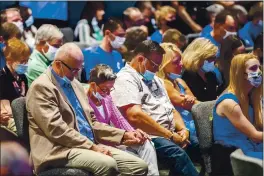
[111,40,199,176]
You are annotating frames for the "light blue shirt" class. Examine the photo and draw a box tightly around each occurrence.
[200,24,213,37]
[238,21,263,47]
[150,30,162,44]
[51,69,94,142]
[83,46,124,80]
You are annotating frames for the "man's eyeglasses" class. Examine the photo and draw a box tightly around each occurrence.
[147,58,159,69]
[59,60,81,73]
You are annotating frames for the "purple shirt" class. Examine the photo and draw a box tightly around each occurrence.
[88,95,135,132]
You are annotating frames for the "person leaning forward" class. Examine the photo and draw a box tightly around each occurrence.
[26,42,148,176]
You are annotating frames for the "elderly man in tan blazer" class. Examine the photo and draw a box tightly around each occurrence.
[26,43,148,176]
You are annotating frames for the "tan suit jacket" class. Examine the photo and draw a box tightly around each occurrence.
[26,68,125,173]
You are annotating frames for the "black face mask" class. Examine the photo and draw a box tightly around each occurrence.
[167,20,176,28]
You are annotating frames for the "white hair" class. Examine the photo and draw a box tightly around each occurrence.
[55,43,83,62]
[35,24,63,45]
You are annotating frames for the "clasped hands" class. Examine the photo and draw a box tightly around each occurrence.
[90,129,149,157]
[171,128,190,149]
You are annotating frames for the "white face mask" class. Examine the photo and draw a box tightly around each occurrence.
[43,42,58,61]
[223,29,237,39]
[202,60,215,72]
[12,21,24,33]
[110,35,126,49]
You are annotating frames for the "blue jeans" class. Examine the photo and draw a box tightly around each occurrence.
[152,137,199,176]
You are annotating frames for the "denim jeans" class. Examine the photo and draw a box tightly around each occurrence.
[152,137,199,176]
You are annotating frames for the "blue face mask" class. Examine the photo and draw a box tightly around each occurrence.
[141,59,155,82]
[15,64,28,74]
[168,72,182,80]
[202,60,215,72]
[143,70,155,82]
[60,63,72,84]
[92,91,104,100]
[25,16,34,28]
[247,72,262,87]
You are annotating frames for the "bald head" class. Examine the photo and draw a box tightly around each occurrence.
[55,42,83,63]
[53,43,84,81]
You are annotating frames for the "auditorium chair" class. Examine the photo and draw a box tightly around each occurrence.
[11,97,90,176]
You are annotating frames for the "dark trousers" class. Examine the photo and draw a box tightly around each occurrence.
[152,136,200,176]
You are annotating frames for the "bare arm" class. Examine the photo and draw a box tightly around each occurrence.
[177,5,202,33]
[217,99,263,142]
[164,80,196,110]
[121,104,173,139]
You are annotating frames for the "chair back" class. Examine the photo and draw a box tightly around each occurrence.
[11,97,30,152]
[60,27,74,43]
[191,100,216,174]
[231,149,263,176]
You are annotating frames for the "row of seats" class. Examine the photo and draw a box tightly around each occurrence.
[1,97,261,176]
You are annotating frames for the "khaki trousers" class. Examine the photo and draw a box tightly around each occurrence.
[65,144,148,176]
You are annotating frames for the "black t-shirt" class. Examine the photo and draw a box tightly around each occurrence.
[182,70,224,102]
[0,66,28,103]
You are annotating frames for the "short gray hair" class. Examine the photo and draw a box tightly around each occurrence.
[35,24,63,45]
[89,64,117,84]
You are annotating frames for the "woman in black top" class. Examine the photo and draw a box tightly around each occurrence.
[182,38,224,102]
[0,38,30,132]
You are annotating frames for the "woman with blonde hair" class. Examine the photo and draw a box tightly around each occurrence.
[150,6,176,43]
[0,38,30,133]
[213,53,263,160]
[182,37,223,101]
[157,43,199,139]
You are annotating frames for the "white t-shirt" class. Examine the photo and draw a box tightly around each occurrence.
[96,105,106,120]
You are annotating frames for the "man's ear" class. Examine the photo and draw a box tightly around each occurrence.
[137,55,145,63]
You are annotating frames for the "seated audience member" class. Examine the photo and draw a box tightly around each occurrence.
[0,22,21,69]
[26,43,148,175]
[213,53,263,160]
[157,43,199,139]
[19,6,37,49]
[26,24,63,86]
[111,40,199,176]
[150,6,176,44]
[182,38,223,101]
[83,18,125,80]
[123,26,148,62]
[123,7,145,29]
[238,2,263,47]
[0,38,30,133]
[253,33,263,64]
[0,8,24,34]
[218,36,245,88]
[88,64,159,176]
[200,4,224,37]
[74,1,105,46]
[1,141,32,176]
[162,29,187,51]
[0,7,36,49]
[202,10,237,58]
[136,1,157,35]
